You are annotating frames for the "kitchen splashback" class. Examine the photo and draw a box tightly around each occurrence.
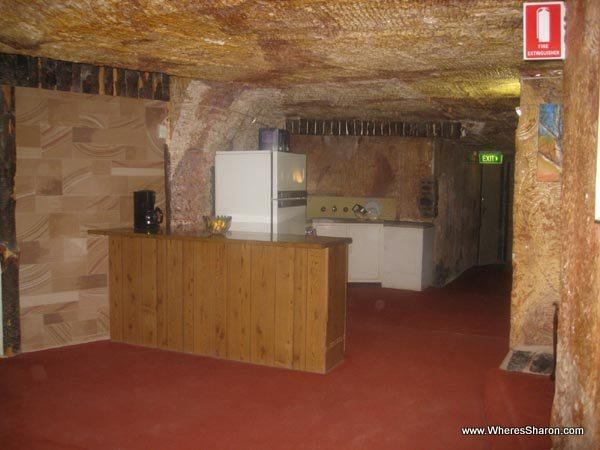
[307,196,396,220]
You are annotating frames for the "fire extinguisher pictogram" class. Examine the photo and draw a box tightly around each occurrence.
[537,7,551,43]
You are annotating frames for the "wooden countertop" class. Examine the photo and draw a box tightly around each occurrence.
[89,227,351,249]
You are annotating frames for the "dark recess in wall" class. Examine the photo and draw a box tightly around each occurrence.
[0,85,20,355]
[0,53,170,101]
[286,117,462,139]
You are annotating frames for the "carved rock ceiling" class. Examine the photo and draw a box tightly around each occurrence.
[1,0,562,150]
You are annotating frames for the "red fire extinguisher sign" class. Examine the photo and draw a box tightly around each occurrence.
[523,2,566,60]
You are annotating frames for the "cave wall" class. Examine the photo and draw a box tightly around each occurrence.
[167,77,284,229]
[510,74,563,348]
[290,134,434,221]
[291,134,480,286]
[433,140,482,286]
[552,1,600,448]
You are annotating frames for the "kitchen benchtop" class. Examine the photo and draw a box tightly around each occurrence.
[310,218,434,228]
[89,228,352,249]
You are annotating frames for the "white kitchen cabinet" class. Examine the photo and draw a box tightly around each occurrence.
[346,223,383,282]
[313,221,382,282]
[312,223,347,240]
[382,225,434,291]
[312,220,433,290]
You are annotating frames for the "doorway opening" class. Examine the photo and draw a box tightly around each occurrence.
[478,157,514,266]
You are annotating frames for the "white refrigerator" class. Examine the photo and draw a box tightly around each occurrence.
[215,151,307,235]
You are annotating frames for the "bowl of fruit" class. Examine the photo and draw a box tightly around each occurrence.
[203,215,232,235]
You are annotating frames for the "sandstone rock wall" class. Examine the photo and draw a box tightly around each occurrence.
[291,134,481,286]
[552,1,600,448]
[433,140,482,286]
[510,75,562,348]
[290,134,434,221]
[167,78,284,229]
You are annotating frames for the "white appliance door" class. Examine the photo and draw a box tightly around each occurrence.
[272,152,306,198]
[273,199,307,235]
[215,151,271,233]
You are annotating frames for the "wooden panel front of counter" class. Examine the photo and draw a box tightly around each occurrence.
[107,236,348,373]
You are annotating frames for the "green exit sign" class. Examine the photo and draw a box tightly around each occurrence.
[478,151,503,165]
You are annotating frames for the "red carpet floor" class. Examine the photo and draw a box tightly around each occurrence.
[0,266,554,450]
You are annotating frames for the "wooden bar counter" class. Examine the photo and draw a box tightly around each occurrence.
[90,228,351,374]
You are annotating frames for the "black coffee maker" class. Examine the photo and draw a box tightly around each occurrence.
[133,190,163,233]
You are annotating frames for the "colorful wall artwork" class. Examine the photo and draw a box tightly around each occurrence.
[537,103,563,182]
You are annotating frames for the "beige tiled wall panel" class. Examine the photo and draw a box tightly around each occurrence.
[15,87,167,352]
